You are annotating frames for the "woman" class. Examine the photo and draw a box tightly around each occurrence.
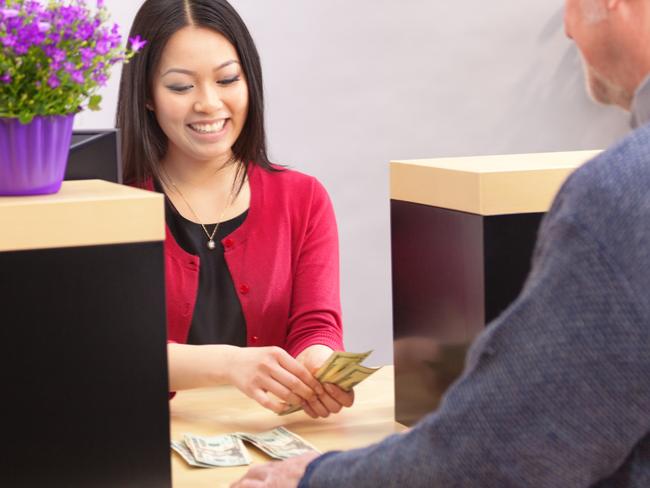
[116,0,353,418]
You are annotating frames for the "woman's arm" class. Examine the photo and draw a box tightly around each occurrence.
[283,178,355,417]
[168,343,324,413]
[284,178,344,356]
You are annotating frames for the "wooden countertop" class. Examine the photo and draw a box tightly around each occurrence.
[390,150,600,215]
[0,179,164,252]
[170,366,405,488]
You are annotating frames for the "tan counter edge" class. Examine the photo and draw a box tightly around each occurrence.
[390,150,601,215]
[0,179,165,252]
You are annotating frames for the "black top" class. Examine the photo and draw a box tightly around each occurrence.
[155,179,248,346]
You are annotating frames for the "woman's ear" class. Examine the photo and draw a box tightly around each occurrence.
[146,102,155,111]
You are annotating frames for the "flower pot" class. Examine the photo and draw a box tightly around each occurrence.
[0,114,75,196]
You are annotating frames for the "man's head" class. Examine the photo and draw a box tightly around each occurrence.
[565,0,650,110]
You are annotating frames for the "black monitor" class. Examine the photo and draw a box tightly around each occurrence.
[65,129,122,184]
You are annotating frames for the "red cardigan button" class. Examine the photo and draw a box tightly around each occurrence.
[239,284,250,295]
[251,335,259,343]
[224,238,234,248]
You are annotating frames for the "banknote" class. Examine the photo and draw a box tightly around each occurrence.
[234,426,320,460]
[173,428,317,467]
[328,363,381,391]
[183,433,251,467]
[279,350,380,415]
[314,350,372,381]
[171,440,214,468]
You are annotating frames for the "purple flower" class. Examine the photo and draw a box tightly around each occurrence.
[0,34,16,48]
[95,39,110,55]
[0,8,19,19]
[129,34,147,52]
[74,21,94,41]
[80,47,94,66]
[1,0,144,119]
[52,48,66,63]
[47,74,60,88]
[14,43,28,54]
[70,70,85,84]
[93,71,107,86]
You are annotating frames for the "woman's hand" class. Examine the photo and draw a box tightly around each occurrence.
[296,345,355,418]
[227,346,325,414]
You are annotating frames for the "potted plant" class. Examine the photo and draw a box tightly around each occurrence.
[0,0,145,196]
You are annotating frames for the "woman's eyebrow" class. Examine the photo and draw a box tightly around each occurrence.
[161,60,240,77]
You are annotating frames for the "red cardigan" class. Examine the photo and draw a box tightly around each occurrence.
[142,164,344,357]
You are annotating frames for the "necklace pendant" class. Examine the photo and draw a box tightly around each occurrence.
[207,239,217,250]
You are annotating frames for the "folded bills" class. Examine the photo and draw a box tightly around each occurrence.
[279,350,381,416]
[172,427,318,468]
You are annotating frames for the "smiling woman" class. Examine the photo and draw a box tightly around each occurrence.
[151,27,249,179]
[115,0,354,419]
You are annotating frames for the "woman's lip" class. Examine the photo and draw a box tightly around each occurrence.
[186,118,230,140]
[188,118,229,125]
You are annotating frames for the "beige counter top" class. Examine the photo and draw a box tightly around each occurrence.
[0,179,164,252]
[390,150,600,215]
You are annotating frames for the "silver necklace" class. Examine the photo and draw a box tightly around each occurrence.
[164,171,235,251]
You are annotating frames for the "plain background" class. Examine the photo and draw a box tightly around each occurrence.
[76,0,630,364]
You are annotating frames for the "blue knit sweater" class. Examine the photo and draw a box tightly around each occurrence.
[300,125,650,487]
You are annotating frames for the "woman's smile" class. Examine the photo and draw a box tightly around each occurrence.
[186,118,231,142]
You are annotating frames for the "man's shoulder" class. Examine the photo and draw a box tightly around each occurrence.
[557,124,650,217]
[572,123,650,190]
[543,124,650,282]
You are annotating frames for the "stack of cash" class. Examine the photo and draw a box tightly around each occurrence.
[280,350,381,416]
[172,427,319,468]
[233,426,320,460]
[173,433,251,468]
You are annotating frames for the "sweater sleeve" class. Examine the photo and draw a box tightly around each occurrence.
[285,177,344,357]
[300,205,650,486]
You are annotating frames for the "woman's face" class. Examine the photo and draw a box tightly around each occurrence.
[151,26,249,168]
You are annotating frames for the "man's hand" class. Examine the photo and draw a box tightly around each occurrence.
[230,452,319,488]
[296,345,355,418]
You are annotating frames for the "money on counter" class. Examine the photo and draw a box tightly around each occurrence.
[234,426,320,460]
[279,350,381,416]
[172,427,317,468]
[181,433,251,467]
[171,440,214,468]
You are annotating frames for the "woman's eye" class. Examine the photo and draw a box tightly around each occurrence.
[167,85,192,93]
[218,75,240,86]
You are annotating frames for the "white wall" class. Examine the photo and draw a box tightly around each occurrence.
[77,0,630,364]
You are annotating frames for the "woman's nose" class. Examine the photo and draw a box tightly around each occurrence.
[193,87,224,113]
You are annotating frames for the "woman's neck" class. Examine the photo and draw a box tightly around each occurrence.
[159,153,250,224]
[161,153,237,190]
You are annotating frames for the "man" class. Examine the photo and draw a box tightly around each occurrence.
[232,0,650,486]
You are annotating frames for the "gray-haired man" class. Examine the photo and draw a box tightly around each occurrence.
[233,1,650,486]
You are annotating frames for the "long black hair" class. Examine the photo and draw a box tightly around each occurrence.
[116,0,273,185]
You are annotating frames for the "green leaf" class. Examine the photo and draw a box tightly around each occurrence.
[18,113,34,124]
[88,94,102,111]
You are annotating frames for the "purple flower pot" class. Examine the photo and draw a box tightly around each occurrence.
[0,114,75,196]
